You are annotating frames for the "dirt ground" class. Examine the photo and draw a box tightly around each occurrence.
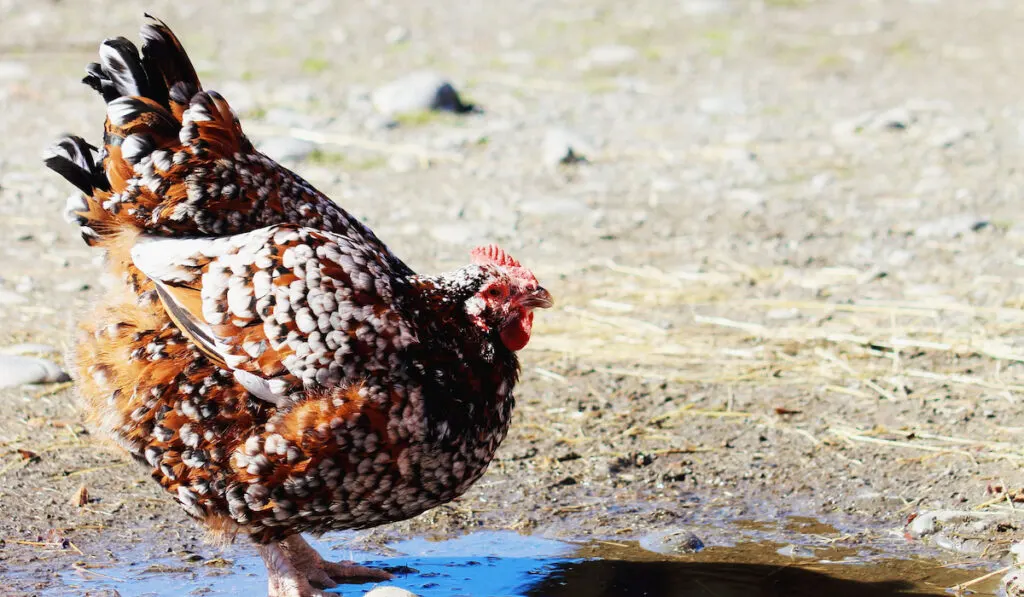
[1,0,1023,594]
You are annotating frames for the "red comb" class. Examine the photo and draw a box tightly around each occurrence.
[470,244,521,268]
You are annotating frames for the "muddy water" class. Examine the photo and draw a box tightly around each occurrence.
[65,529,999,596]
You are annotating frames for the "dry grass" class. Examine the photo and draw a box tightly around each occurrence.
[523,258,1024,475]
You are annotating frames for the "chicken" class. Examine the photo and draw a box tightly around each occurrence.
[44,16,552,597]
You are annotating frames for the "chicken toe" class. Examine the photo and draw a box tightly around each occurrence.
[282,534,394,588]
[258,542,330,597]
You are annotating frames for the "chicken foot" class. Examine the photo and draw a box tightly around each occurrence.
[259,535,392,597]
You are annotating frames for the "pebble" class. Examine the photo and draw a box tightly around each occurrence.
[55,280,90,293]
[776,544,815,558]
[0,61,30,80]
[365,587,420,597]
[263,108,313,128]
[256,137,316,162]
[542,129,591,166]
[914,215,987,239]
[698,96,747,115]
[388,154,420,173]
[429,222,482,245]
[639,529,705,555]
[576,44,639,70]
[680,0,735,15]
[0,290,26,305]
[372,72,473,116]
[0,355,70,388]
[214,81,257,116]
[385,25,410,45]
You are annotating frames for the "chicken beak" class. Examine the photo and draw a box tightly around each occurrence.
[520,287,554,309]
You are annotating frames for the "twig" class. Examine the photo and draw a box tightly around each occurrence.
[947,565,1010,592]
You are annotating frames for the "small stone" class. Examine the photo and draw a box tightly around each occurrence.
[698,96,747,115]
[214,81,257,116]
[680,0,734,15]
[520,198,590,216]
[542,129,591,166]
[0,61,30,80]
[0,355,70,388]
[929,126,968,148]
[384,25,410,45]
[365,587,420,597]
[0,290,26,305]
[388,154,419,173]
[429,222,481,245]
[914,215,987,239]
[70,485,89,508]
[257,138,315,163]
[577,44,639,69]
[262,108,313,128]
[372,71,473,116]
[777,544,815,558]
[809,172,833,191]
[363,115,400,131]
[639,529,705,555]
[15,277,34,293]
[55,280,90,293]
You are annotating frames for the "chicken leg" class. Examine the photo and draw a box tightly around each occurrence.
[258,535,393,597]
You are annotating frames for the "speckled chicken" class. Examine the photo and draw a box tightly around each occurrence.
[44,16,552,597]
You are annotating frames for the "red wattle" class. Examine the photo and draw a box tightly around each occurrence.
[500,312,534,351]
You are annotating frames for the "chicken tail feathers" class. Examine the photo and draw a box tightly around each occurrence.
[46,15,257,246]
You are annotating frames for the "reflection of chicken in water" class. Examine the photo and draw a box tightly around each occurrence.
[45,16,552,597]
[525,558,917,597]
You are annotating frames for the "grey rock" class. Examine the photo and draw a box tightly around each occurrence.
[639,529,705,555]
[257,137,315,162]
[372,72,473,116]
[0,356,70,388]
[907,510,1007,555]
[542,129,591,166]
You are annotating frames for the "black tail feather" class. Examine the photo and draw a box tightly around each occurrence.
[140,15,200,110]
[81,15,201,113]
[43,136,109,195]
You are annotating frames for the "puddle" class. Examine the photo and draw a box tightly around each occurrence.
[64,529,1001,596]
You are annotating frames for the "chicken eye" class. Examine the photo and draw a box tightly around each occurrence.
[487,286,504,298]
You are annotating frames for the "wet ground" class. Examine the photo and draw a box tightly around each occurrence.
[2,0,1024,595]
[52,529,1002,596]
